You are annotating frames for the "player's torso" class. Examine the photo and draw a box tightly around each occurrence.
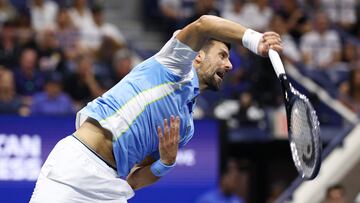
[96,57,199,177]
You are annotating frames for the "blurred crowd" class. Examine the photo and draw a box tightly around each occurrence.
[0,0,136,116]
[0,0,360,130]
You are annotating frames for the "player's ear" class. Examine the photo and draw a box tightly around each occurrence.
[194,50,205,64]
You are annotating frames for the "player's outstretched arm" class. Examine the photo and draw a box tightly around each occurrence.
[126,116,180,190]
[176,15,282,56]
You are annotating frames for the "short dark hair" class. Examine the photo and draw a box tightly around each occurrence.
[201,38,231,52]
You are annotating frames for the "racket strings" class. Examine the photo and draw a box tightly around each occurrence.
[289,98,320,178]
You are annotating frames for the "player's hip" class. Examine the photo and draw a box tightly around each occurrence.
[30,135,134,203]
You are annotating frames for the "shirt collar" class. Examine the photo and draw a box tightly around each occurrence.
[192,66,200,98]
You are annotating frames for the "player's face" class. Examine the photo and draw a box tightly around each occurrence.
[199,41,232,91]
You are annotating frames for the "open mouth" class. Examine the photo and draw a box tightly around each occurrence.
[216,71,224,80]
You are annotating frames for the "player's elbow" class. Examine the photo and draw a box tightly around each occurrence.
[126,172,159,190]
[193,15,212,34]
[126,174,140,190]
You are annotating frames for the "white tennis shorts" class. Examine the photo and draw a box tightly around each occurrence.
[29,136,134,203]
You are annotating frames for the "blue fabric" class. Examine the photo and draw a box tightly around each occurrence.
[150,159,176,177]
[78,57,199,177]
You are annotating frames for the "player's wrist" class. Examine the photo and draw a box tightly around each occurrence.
[150,159,176,177]
[160,158,175,166]
[242,29,263,55]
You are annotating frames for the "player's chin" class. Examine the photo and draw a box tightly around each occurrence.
[208,77,222,91]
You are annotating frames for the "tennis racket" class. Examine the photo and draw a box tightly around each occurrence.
[268,49,321,180]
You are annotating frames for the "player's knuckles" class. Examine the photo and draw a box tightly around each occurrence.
[164,141,170,147]
[165,142,173,148]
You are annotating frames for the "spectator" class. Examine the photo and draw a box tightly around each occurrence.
[278,0,310,44]
[94,48,134,90]
[323,184,346,203]
[111,48,133,84]
[330,40,359,86]
[300,11,341,69]
[64,54,105,109]
[341,40,359,64]
[0,0,17,26]
[30,72,74,115]
[269,14,301,63]
[14,48,44,96]
[158,0,187,39]
[29,0,58,31]
[68,0,96,51]
[0,68,27,115]
[88,5,126,51]
[182,0,220,27]
[221,0,246,26]
[196,159,245,203]
[233,91,264,126]
[96,35,123,71]
[54,7,81,72]
[239,0,273,31]
[0,20,21,68]
[16,12,37,49]
[339,65,360,112]
[36,27,66,74]
[320,0,358,33]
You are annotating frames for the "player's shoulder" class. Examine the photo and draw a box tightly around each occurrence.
[154,35,198,77]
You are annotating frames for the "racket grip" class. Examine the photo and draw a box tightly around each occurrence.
[269,49,286,78]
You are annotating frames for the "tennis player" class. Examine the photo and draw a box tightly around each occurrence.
[30,15,282,203]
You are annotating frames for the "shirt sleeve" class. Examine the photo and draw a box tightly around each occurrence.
[154,35,198,77]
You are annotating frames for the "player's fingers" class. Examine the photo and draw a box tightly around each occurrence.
[270,44,283,53]
[157,125,163,144]
[170,115,175,142]
[263,35,282,44]
[175,116,180,143]
[264,38,281,46]
[263,31,281,39]
[163,118,169,141]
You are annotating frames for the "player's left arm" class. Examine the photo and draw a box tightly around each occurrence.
[126,116,180,190]
[126,155,158,190]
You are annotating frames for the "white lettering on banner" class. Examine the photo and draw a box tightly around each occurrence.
[176,149,196,166]
[0,134,41,157]
[0,134,42,181]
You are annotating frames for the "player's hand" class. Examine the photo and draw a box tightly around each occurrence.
[157,116,180,165]
[258,31,283,57]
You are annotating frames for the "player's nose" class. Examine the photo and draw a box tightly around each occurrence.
[224,59,232,72]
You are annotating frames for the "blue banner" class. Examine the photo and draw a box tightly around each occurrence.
[0,116,219,203]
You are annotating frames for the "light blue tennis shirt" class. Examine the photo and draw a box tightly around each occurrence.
[76,36,200,178]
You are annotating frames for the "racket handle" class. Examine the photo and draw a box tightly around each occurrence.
[269,49,286,78]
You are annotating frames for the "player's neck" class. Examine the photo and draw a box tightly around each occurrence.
[193,62,207,92]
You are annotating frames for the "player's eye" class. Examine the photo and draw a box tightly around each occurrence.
[219,52,226,59]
